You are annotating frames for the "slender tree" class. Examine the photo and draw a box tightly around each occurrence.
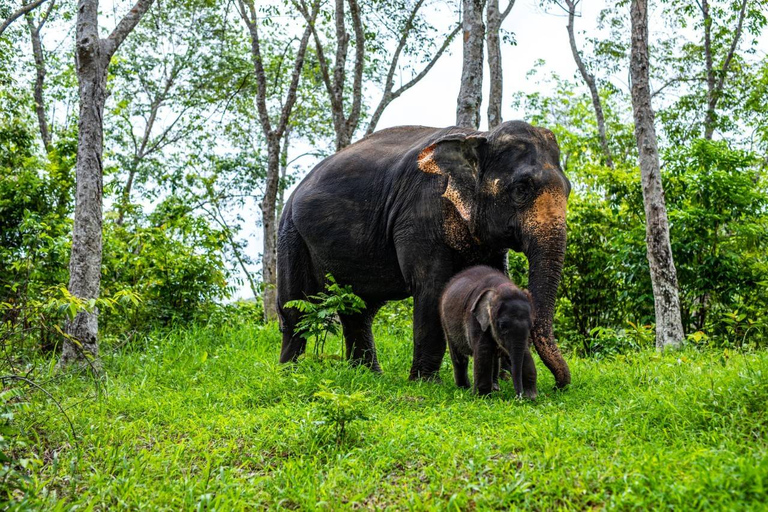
[59,0,156,368]
[485,0,515,130]
[456,0,485,128]
[237,0,319,320]
[560,0,614,167]
[298,0,458,148]
[700,0,749,139]
[24,0,55,150]
[365,0,460,136]
[629,0,684,350]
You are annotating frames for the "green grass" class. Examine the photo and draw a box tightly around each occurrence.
[6,324,768,510]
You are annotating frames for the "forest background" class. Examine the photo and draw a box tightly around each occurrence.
[1,0,768,507]
[3,0,766,354]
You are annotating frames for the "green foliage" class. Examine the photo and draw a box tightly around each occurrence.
[0,388,38,506]
[312,382,370,446]
[373,297,413,338]
[3,325,767,509]
[517,77,768,354]
[285,274,366,357]
[100,197,234,333]
[664,139,768,341]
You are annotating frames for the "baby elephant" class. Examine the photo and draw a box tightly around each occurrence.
[440,266,534,397]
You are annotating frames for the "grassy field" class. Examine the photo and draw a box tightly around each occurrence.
[5,323,768,510]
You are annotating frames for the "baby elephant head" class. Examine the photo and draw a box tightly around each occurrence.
[472,287,535,397]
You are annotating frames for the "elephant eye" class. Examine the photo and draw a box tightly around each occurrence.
[511,178,533,201]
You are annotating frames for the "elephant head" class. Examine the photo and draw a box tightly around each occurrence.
[418,121,572,388]
[473,286,535,397]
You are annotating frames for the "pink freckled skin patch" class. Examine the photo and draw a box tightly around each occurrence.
[442,179,471,222]
[417,145,442,175]
[523,189,567,230]
[486,178,501,195]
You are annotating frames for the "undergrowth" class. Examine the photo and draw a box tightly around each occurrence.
[2,323,767,510]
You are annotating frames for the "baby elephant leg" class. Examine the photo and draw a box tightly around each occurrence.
[448,344,470,388]
[473,336,497,395]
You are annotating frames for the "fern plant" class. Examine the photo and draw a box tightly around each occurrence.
[284,274,366,356]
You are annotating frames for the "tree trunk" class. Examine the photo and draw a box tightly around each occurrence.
[565,0,613,168]
[629,0,684,350]
[701,0,748,140]
[456,0,485,129]
[276,128,291,220]
[260,141,281,321]
[238,0,318,321]
[60,0,155,369]
[26,12,51,149]
[60,0,108,368]
[485,0,502,130]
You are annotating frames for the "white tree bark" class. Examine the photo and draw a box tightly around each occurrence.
[60,0,155,368]
[456,0,485,129]
[629,0,684,350]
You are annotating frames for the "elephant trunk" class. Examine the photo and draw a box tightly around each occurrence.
[525,225,571,388]
[510,338,526,397]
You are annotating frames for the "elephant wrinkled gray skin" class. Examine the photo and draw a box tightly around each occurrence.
[277,121,571,396]
[441,266,535,398]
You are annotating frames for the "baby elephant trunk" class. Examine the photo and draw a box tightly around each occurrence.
[510,338,527,398]
[499,302,533,398]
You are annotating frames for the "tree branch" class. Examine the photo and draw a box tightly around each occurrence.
[103,0,155,59]
[238,0,273,138]
[714,0,747,97]
[564,0,613,168]
[366,0,425,134]
[274,0,319,140]
[366,23,460,135]
[500,0,515,22]
[343,0,365,143]
[0,0,47,37]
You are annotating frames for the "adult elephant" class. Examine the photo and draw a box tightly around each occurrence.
[276,121,571,395]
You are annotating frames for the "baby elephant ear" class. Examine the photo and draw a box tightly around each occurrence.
[471,289,496,332]
[417,132,487,223]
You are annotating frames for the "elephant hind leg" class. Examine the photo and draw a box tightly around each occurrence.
[277,215,319,364]
[339,304,383,373]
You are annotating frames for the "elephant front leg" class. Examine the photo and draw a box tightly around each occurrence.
[409,290,447,381]
[340,307,383,373]
[447,343,470,388]
[473,336,497,395]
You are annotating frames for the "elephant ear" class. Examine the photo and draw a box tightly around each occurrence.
[471,289,496,333]
[417,132,487,223]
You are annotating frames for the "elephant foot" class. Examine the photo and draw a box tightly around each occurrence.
[408,369,442,382]
[349,357,383,374]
